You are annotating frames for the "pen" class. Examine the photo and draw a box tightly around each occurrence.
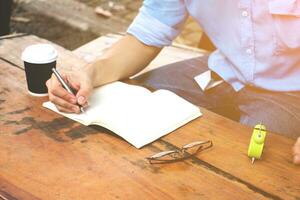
[51,68,84,113]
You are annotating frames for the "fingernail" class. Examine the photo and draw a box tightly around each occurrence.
[83,104,88,108]
[78,96,85,104]
[83,102,89,108]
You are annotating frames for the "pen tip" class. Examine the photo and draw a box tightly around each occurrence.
[251,157,255,164]
[80,107,85,113]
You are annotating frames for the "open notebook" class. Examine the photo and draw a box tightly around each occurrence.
[43,82,202,148]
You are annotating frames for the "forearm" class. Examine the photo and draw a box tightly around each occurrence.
[87,34,161,87]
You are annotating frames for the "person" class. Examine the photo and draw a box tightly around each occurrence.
[0,0,13,36]
[46,0,300,164]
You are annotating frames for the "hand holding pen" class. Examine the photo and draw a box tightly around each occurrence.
[52,68,85,113]
[46,68,92,114]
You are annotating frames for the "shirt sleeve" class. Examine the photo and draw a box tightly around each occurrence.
[127,0,188,47]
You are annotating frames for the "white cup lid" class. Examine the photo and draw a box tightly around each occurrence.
[22,44,58,64]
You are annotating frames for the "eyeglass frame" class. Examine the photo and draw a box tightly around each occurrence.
[146,140,213,164]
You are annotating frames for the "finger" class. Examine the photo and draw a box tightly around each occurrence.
[51,87,77,104]
[50,75,77,104]
[46,79,51,91]
[76,83,92,105]
[82,102,89,108]
[63,72,82,92]
[55,104,79,114]
[49,94,79,113]
[66,76,80,91]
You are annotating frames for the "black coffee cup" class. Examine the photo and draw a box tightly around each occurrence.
[22,44,58,96]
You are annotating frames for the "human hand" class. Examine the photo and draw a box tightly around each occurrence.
[46,67,94,113]
[293,137,300,164]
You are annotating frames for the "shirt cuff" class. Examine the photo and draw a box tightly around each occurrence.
[127,10,181,47]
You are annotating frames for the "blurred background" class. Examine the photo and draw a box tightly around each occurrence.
[1,0,204,50]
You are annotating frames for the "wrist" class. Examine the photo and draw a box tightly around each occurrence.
[84,62,97,87]
[85,59,108,87]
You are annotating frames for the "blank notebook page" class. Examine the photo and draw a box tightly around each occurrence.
[43,82,202,148]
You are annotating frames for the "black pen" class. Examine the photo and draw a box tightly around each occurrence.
[51,68,84,113]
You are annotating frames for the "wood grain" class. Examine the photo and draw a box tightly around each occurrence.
[0,35,86,71]
[0,36,299,200]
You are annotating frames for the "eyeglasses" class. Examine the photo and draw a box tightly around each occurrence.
[146,140,213,164]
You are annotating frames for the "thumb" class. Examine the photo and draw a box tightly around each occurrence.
[76,83,92,105]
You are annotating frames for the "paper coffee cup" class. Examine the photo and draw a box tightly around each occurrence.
[22,44,58,96]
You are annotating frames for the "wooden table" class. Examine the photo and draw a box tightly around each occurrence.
[0,35,299,200]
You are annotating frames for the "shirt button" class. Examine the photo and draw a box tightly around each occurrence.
[242,11,248,17]
[246,48,252,54]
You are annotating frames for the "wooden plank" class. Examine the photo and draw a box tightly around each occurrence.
[131,60,300,199]
[72,34,207,77]
[0,59,274,200]
[0,33,205,76]
[0,35,86,71]
[0,175,40,200]
[0,36,299,199]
